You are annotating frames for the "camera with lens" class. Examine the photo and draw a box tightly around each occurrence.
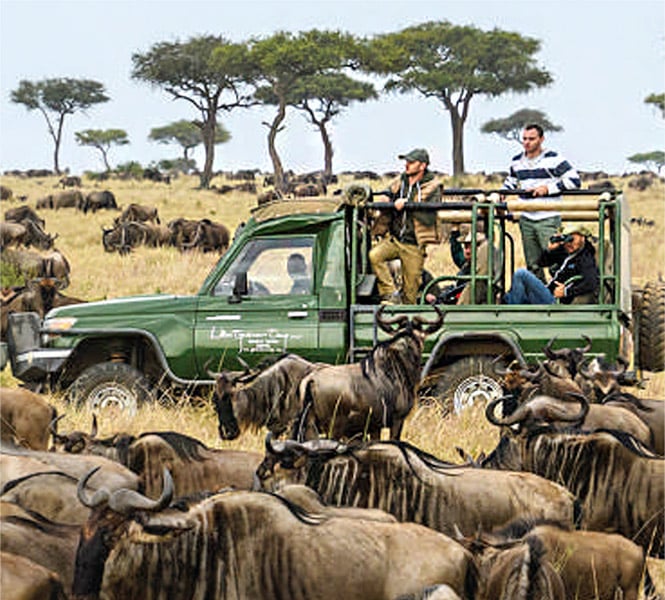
[550,233,573,244]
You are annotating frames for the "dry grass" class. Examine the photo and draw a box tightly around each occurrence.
[1,171,664,593]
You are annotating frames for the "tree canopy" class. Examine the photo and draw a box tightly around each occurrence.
[10,78,109,174]
[132,35,254,188]
[481,109,562,143]
[246,29,362,191]
[75,128,129,171]
[362,21,552,175]
[645,93,665,118]
[628,151,665,173]
[148,119,230,168]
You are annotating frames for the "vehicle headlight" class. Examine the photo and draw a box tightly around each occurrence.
[44,317,77,332]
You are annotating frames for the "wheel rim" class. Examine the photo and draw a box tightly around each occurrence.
[453,374,503,414]
[86,383,138,416]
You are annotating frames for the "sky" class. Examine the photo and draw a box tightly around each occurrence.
[0,0,663,178]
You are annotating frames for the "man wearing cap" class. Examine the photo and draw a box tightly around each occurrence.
[503,123,581,282]
[369,148,442,304]
[503,223,599,305]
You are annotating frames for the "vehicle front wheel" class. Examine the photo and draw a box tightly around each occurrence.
[431,355,505,415]
[67,362,154,416]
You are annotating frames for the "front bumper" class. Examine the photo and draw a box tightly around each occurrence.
[6,312,72,382]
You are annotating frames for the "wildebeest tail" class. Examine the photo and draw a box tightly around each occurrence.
[644,564,665,600]
[293,379,314,442]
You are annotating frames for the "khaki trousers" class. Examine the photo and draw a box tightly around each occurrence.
[369,237,424,304]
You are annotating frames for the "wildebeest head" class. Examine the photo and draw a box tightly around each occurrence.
[73,466,174,597]
[485,393,589,431]
[542,336,592,378]
[211,354,318,441]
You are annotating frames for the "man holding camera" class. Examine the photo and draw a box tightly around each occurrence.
[503,224,599,305]
[369,148,442,304]
[503,123,581,282]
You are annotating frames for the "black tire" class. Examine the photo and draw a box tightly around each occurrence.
[67,362,154,415]
[432,355,505,415]
[638,280,665,372]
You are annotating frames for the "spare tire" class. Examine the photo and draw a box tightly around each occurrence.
[637,280,665,372]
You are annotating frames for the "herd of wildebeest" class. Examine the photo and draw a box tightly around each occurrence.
[1,170,664,599]
[1,311,664,598]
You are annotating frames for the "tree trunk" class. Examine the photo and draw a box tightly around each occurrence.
[101,149,111,172]
[53,115,65,175]
[268,101,286,193]
[450,108,465,176]
[319,120,333,183]
[200,113,216,189]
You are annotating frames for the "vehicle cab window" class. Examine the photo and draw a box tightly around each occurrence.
[213,237,314,297]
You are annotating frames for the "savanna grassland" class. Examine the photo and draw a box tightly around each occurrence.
[1,170,663,457]
[2,170,665,592]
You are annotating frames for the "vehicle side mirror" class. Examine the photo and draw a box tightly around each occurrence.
[229,272,248,304]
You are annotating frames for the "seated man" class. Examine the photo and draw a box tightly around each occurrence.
[503,224,599,305]
[422,231,487,305]
[287,253,311,295]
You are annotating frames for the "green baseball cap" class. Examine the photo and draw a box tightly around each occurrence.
[398,148,430,164]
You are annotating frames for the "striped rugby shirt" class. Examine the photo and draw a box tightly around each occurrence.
[503,149,581,220]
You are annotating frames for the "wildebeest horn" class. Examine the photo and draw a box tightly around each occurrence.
[577,357,594,379]
[236,355,250,373]
[485,395,528,427]
[577,335,592,354]
[48,414,67,443]
[543,337,566,359]
[375,305,409,333]
[77,467,111,508]
[265,431,287,456]
[520,362,545,382]
[492,353,511,376]
[562,392,590,423]
[412,304,445,334]
[108,468,174,515]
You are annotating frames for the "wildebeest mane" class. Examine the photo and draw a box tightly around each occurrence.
[0,470,77,495]
[138,431,208,461]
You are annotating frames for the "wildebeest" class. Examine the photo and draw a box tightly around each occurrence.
[1,509,80,593]
[125,431,263,499]
[0,220,56,250]
[0,551,67,600]
[59,175,81,188]
[469,535,566,600]
[0,185,13,200]
[480,426,665,556]
[256,437,578,540]
[465,518,652,600]
[179,218,230,253]
[0,387,57,450]
[1,278,85,338]
[211,353,320,440]
[166,217,200,247]
[114,202,160,225]
[101,221,148,254]
[73,472,477,600]
[82,190,118,213]
[486,392,655,450]
[294,306,444,441]
[1,248,71,288]
[52,189,84,209]
[3,205,45,229]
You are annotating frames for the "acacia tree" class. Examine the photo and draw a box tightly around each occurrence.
[245,29,360,192]
[362,21,552,175]
[75,128,129,172]
[628,151,665,173]
[481,109,562,143]
[148,119,230,169]
[132,36,254,188]
[290,73,376,181]
[645,93,665,118]
[10,78,109,174]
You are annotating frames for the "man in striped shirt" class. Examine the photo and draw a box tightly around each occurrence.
[503,123,581,281]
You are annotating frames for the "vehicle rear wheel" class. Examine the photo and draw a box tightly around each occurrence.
[67,362,154,416]
[431,355,505,415]
[638,280,665,372]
